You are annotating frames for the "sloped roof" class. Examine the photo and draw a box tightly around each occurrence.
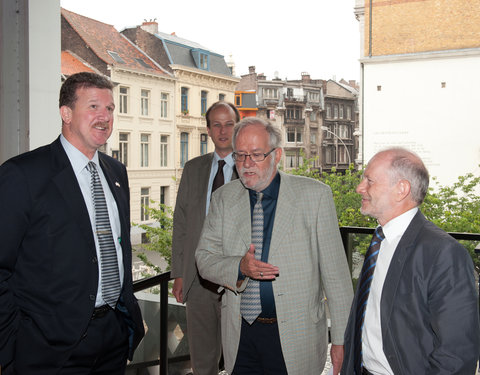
[154,31,232,76]
[61,8,169,77]
[61,50,99,76]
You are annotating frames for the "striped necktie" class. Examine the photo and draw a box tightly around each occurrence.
[240,192,264,324]
[354,226,385,374]
[86,161,121,308]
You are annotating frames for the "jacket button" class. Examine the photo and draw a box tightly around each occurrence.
[92,256,98,263]
[89,295,95,301]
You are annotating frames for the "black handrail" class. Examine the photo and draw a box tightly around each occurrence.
[132,271,171,375]
[132,228,480,374]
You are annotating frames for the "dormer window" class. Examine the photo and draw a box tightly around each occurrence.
[191,49,210,71]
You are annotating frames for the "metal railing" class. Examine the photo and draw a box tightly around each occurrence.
[130,227,480,374]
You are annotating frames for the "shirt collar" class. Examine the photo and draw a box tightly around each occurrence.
[381,207,418,242]
[249,171,281,201]
[213,151,234,168]
[60,134,99,174]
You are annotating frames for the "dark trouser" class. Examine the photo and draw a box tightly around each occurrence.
[186,277,222,375]
[60,306,129,374]
[232,318,288,375]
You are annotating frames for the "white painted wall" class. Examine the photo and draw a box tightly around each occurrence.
[28,0,62,150]
[363,50,480,187]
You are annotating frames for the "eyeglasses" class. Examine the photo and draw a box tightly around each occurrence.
[232,148,276,163]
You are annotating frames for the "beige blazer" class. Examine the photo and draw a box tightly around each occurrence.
[196,171,353,375]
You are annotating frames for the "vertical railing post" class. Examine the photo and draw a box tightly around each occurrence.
[159,277,169,375]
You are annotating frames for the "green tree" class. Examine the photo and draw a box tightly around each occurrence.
[134,202,173,276]
[289,156,480,270]
[422,173,480,270]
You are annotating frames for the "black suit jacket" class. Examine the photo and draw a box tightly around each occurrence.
[0,137,144,373]
[342,211,480,374]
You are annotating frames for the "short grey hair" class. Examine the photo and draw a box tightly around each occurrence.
[382,148,430,204]
[232,117,283,150]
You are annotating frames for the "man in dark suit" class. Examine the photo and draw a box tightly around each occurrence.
[0,72,144,374]
[342,147,480,375]
[171,101,240,375]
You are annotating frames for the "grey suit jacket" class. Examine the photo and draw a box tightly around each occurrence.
[196,171,353,374]
[171,153,237,301]
[342,211,480,374]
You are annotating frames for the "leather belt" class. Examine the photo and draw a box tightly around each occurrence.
[91,305,111,319]
[255,317,277,324]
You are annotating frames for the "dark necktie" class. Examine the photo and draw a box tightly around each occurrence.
[240,192,264,324]
[86,161,121,308]
[354,226,385,374]
[211,159,226,193]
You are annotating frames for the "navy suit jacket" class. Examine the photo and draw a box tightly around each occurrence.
[342,211,480,374]
[0,137,144,373]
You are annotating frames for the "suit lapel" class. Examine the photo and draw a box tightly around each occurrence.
[269,172,294,257]
[380,211,426,330]
[198,153,214,218]
[99,155,128,232]
[51,139,95,250]
[229,183,251,252]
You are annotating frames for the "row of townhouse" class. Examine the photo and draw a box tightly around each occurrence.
[61,9,239,242]
[236,67,360,174]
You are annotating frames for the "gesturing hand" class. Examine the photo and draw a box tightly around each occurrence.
[240,244,279,280]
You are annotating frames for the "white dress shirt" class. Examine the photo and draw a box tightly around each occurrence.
[362,207,418,374]
[60,135,124,307]
[205,152,235,214]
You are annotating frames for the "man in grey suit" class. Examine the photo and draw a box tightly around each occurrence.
[171,101,240,375]
[341,148,480,375]
[196,117,353,375]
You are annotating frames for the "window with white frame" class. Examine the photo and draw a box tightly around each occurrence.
[263,88,278,99]
[286,128,303,143]
[346,106,352,120]
[160,135,168,167]
[286,106,301,119]
[307,91,320,101]
[310,111,316,121]
[180,132,189,167]
[141,89,150,116]
[334,105,339,119]
[119,86,129,114]
[340,105,344,119]
[119,133,129,166]
[338,124,349,139]
[285,151,303,168]
[326,104,332,119]
[160,92,168,118]
[140,187,150,221]
[310,133,316,145]
[339,147,350,164]
[140,133,150,167]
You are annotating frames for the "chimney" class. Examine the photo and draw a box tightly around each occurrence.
[248,66,256,74]
[141,19,158,34]
[301,72,310,83]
